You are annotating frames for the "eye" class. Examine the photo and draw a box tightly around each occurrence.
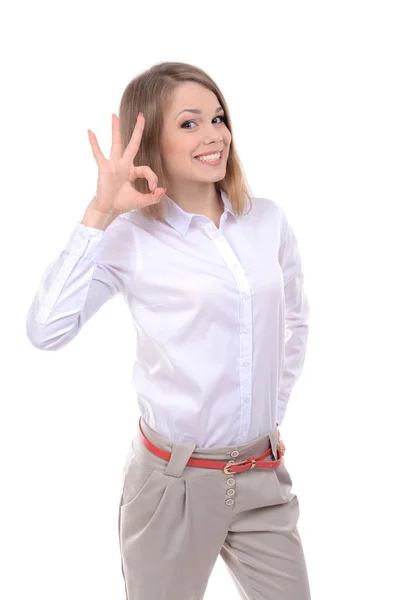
[181,115,227,129]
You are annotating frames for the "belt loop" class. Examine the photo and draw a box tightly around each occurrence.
[164,441,197,477]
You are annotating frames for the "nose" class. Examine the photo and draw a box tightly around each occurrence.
[203,135,224,148]
[202,123,224,144]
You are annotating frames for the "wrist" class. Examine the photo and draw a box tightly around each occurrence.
[80,204,119,231]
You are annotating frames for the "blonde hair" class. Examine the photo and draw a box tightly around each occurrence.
[118,61,253,223]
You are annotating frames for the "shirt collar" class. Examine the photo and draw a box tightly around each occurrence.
[163,190,240,236]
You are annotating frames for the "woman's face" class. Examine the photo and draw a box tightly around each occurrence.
[159,82,231,188]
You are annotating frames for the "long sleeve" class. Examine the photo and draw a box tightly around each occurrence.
[26,217,135,350]
[276,210,310,425]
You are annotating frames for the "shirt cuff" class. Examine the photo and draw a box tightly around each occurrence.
[64,221,108,260]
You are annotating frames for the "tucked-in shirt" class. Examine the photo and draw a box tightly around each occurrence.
[25,191,310,447]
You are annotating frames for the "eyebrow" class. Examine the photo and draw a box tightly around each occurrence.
[175,106,224,119]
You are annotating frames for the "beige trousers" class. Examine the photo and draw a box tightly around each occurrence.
[118,417,312,599]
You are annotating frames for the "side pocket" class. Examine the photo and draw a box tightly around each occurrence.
[120,458,157,510]
[273,458,295,501]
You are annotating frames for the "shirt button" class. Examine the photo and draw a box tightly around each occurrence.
[226,488,235,496]
[230,450,239,458]
[244,396,250,402]
[243,360,250,367]
[226,498,234,506]
[226,478,235,486]
[243,327,250,334]
[241,292,249,300]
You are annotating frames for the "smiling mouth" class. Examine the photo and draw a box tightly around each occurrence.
[194,149,224,164]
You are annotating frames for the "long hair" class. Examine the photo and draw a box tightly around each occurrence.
[118,61,253,223]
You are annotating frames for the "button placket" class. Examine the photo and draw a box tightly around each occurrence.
[205,228,253,443]
[224,451,238,506]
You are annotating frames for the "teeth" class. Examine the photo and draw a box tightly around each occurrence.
[197,151,221,162]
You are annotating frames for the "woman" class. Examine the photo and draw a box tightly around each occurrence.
[26,61,311,600]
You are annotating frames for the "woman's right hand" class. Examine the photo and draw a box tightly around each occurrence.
[276,422,286,456]
[87,112,166,217]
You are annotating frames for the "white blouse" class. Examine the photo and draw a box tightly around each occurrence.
[26,191,310,447]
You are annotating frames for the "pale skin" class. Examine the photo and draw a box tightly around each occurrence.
[85,81,231,221]
[86,112,167,220]
[159,81,232,220]
[276,423,286,456]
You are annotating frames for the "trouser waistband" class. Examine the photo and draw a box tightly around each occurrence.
[135,416,280,478]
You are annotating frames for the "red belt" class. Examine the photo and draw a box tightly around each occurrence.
[138,416,282,474]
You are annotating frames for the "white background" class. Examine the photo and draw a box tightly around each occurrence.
[2,1,399,598]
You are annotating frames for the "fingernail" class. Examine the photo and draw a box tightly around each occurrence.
[151,182,157,191]
[139,112,144,118]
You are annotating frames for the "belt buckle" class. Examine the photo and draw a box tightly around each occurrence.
[223,457,256,474]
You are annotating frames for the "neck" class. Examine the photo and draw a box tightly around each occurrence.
[165,184,223,217]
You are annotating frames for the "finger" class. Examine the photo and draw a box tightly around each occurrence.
[122,111,145,164]
[87,129,106,167]
[129,187,166,206]
[130,164,160,193]
[110,113,123,160]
